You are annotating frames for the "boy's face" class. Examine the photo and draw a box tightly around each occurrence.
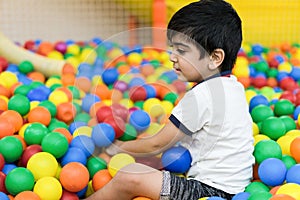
[169,34,214,83]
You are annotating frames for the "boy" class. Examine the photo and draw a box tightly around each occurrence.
[86,0,254,199]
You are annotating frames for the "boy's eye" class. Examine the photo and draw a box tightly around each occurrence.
[177,49,185,55]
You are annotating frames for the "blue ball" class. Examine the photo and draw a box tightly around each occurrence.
[286,164,300,184]
[70,135,95,157]
[249,95,269,112]
[69,121,87,134]
[61,147,87,166]
[208,197,225,200]
[91,123,115,147]
[102,68,119,85]
[129,110,150,132]
[252,44,264,55]
[276,72,289,82]
[128,77,145,88]
[232,192,250,200]
[6,64,19,73]
[258,158,287,186]
[17,73,32,85]
[27,86,51,101]
[81,93,101,113]
[143,84,156,99]
[0,192,9,200]
[290,67,300,81]
[161,146,192,173]
[77,185,88,198]
[293,105,300,120]
[2,164,17,175]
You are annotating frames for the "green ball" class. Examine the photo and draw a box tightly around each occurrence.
[254,61,269,73]
[24,122,49,145]
[254,139,282,164]
[250,105,274,123]
[74,112,91,123]
[5,167,35,195]
[87,157,107,178]
[72,101,81,114]
[149,59,160,68]
[29,81,44,89]
[281,155,297,170]
[245,181,269,194]
[248,191,272,200]
[8,94,30,116]
[266,68,278,78]
[279,115,296,132]
[68,86,81,99]
[119,124,137,141]
[0,136,23,163]
[50,83,63,91]
[19,60,34,74]
[47,119,68,131]
[14,85,31,96]
[134,101,144,110]
[41,132,69,158]
[164,92,178,104]
[261,117,286,140]
[39,100,57,117]
[274,99,294,116]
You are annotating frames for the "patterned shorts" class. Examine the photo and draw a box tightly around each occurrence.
[160,171,235,200]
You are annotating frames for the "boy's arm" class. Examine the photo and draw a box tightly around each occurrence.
[107,120,186,157]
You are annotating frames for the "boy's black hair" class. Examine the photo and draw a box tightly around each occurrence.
[167,0,242,72]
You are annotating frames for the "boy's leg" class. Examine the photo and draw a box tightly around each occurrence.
[85,163,163,200]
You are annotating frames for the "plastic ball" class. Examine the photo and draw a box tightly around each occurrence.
[41,132,69,158]
[276,183,300,199]
[27,106,52,126]
[248,191,272,200]
[60,189,79,200]
[92,169,112,191]
[232,192,250,200]
[129,86,147,102]
[280,116,296,132]
[290,137,300,163]
[0,109,23,133]
[61,147,87,166]
[113,80,128,92]
[80,48,97,65]
[2,164,17,175]
[87,157,107,178]
[282,155,297,170]
[27,152,58,180]
[38,100,57,117]
[277,135,295,156]
[20,144,43,167]
[103,116,125,139]
[0,118,15,139]
[70,135,95,157]
[258,158,287,186]
[81,94,101,113]
[286,164,300,184]
[34,176,62,200]
[245,181,269,194]
[24,122,48,145]
[274,99,294,116]
[119,123,138,141]
[27,87,50,101]
[0,71,18,89]
[161,146,192,173]
[108,153,135,177]
[60,162,89,192]
[129,110,151,132]
[102,68,119,86]
[261,117,286,140]
[253,140,282,164]
[143,98,164,118]
[91,123,115,147]
[278,61,292,73]
[48,90,69,106]
[18,60,34,74]
[0,154,4,171]
[250,105,274,123]
[8,94,30,116]
[72,125,92,138]
[0,192,9,200]
[14,191,41,200]
[270,194,296,200]
[0,136,23,163]
[111,103,129,122]
[96,105,113,122]
[127,52,143,66]
[5,167,35,195]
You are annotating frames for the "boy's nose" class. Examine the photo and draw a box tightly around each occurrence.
[169,52,178,63]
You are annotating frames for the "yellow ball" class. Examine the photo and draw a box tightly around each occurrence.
[34,177,62,200]
[102,99,112,106]
[48,90,69,106]
[277,135,294,155]
[27,152,58,180]
[236,56,249,67]
[161,100,174,115]
[108,153,135,177]
[245,89,257,104]
[67,44,80,56]
[108,48,124,60]
[45,77,62,88]
[80,48,97,65]
[143,98,164,118]
[158,51,170,63]
[47,50,64,60]
[0,71,18,89]
[55,164,62,179]
[252,122,259,136]
[127,52,143,66]
[30,101,40,110]
[145,122,163,135]
[233,65,250,78]
[254,134,270,146]
[119,98,134,109]
[278,61,293,73]
[276,183,300,199]
[66,56,80,71]
[85,180,95,197]
[286,129,300,139]
[18,123,31,138]
[73,126,92,137]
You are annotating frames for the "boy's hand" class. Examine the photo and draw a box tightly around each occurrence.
[105,140,124,156]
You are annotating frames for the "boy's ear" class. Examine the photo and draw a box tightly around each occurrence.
[209,48,225,69]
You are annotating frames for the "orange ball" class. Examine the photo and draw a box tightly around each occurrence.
[270,185,281,195]
[0,117,15,139]
[237,77,250,88]
[27,71,46,83]
[56,102,76,124]
[62,63,76,75]
[14,191,41,200]
[290,137,300,162]
[92,169,112,191]
[0,84,11,98]
[61,73,76,87]
[117,64,131,74]
[140,64,155,77]
[27,106,51,126]
[52,127,73,144]
[75,77,92,93]
[89,101,106,117]
[37,41,54,56]
[0,98,8,111]
[60,162,89,192]
[111,89,123,103]
[270,194,296,200]
[0,110,23,132]
[88,117,98,127]
[90,84,110,100]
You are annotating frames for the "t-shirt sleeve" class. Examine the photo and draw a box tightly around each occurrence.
[169,89,209,136]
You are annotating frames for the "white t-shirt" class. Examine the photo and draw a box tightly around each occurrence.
[169,75,255,194]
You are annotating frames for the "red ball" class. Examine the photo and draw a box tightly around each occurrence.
[0,171,8,194]
[104,116,125,139]
[111,103,129,122]
[129,86,147,102]
[280,91,296,104]
[0,57,8,72]
[279,77,298,91]
[24,40,36,51]
[20,144,43,167]
[251,76,267,88]
[60,189,79,200]
[0,154,4,171]
[96,106,113,123]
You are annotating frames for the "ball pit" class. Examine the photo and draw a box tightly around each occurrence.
[0,37,300,199]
